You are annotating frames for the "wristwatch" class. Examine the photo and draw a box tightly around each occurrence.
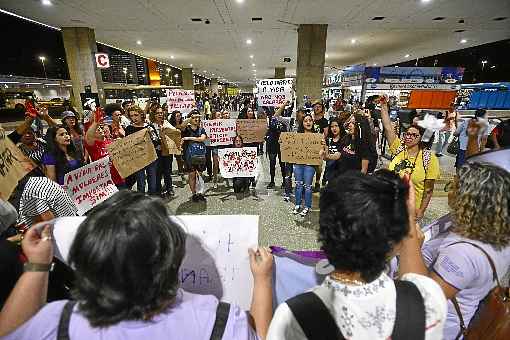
[24,262,54,272]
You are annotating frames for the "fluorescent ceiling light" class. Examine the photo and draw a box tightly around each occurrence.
[136,40,142,45]
[351,39,356,44]
[405,54,410,58]
[170,55,175,59]
[246,39,252,45]
[249,55,254,59]
[41,0,52,6]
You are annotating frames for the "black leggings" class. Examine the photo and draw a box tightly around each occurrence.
[268,150,286,183]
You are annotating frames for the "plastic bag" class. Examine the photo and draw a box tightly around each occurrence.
[196,173,205,194]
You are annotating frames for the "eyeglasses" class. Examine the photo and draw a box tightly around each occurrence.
[404,132,420,139]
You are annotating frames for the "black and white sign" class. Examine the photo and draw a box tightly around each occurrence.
[256,78,293,107]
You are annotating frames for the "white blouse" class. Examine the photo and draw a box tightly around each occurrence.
[267,272,446,340]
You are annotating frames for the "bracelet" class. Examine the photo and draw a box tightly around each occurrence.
[24,262,54,272]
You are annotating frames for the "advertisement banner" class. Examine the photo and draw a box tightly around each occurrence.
[256,78,293,107]
[366,83,461,91]
[64,157,118,215]
[202,119,237,146]
[107,128,158,178]
[167,89,195,114]
[0,127,36,199]
[218,147,258,178]
[364,66,464,85]
[280,132,324,166]
[236,119,268,143]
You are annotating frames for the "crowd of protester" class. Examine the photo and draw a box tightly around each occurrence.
[0,92,509,339]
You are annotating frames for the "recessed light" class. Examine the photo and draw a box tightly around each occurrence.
[136,40,142,45]
[421,0,432,3]
[351,39,357,44]
[190,64,193,67]
[170,55,175,59]
[373,63,377,66]
[405,54,410,58]
[252,63,256,67]
[249,55,254,59]
[246,39,252,45]
[460,39,467,44]
[236,0,244,3]
[41,0,52,6]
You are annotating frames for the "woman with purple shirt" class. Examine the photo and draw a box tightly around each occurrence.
[1,191,273,339]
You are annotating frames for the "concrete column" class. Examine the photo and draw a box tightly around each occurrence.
[61,27,105,112]
[182,68,194,90]
[274,67,286,79]
[295,24,328,107]
[210,78,219,95]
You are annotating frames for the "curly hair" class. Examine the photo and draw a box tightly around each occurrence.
[452,162,510,248]
[69,191,186,327]
[319,170,409,282]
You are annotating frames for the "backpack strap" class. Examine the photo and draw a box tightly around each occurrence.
[209,301,231,340]
[57,300,77,340]
[392,144,406,161]
[286,292,343,339]
[392,280,426,340]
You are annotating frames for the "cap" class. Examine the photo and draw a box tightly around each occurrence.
[0,200,18,235]
[61,111,76,120]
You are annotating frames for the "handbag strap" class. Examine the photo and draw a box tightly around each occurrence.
[447,241,502,340]
[447,241,501,287]
[57,300,77,340]
[393,280,426,340]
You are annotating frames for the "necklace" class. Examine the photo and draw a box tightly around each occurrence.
[329,272,365,286]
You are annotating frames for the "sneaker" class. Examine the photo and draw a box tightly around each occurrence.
[191,194,200,202]
[283,196,290,202]
[292,206,301,214]
[300,208,310,217]
[267,182,275,189]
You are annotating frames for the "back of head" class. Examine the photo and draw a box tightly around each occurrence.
[104,103,122,116]
[475,109,487,119]
[453,162,510,247]
[319,170,409,281]
[69,191,186,327]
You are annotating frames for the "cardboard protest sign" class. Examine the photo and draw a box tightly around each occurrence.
[161,128,182,156]
[106,128,157,178]
[64,157,118,215]
[0,127,36,199]
[218,147,258,178]
[48,215,259,311]
[167,89,195,114]
[202,119,237,146]
[280,132,323,166]
[236,119,267,143]
[256,78,293,107]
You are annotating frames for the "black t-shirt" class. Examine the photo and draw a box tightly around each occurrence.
[313,117,329,134]
[0,240,22,308]
[335,135,371,173]
[327,137,342,155]
[182,125,206,155]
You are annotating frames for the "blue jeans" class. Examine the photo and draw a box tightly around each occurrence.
[294,164,316,208]
[136,160,158,195]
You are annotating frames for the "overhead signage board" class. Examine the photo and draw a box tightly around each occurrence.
[95,53,110,69]
[364,66,464,85]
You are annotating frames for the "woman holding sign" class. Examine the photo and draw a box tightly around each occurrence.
[292,114,321,217]
[150,105,175,198]
[42,125,83,185]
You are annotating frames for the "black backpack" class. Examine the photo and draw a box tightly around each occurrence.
[286,280,426,340]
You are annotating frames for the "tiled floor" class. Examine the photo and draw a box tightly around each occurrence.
[164,152,454,250]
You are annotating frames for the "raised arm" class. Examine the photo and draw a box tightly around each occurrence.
[248,247,273,340]
[379,96,397,146]
[39,107,58,128]
[274,101,288,118]
[0,225,53,336]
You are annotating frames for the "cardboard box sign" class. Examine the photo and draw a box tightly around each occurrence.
[280,132,324,166]
[106,129,157,178]
[0,127,36,199]
[236,119,268,144]
[161,128,182,156]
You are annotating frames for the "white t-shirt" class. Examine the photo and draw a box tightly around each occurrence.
[267,272,447,340]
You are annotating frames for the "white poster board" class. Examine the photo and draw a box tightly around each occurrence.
[256,78,293,107]
[202,119,237,146]
[218,147,259,178]
[48,215,259,311]
[167,89,195,114]
[63,157,118,215]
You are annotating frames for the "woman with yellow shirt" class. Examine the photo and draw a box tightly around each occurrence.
[379,96,440,221]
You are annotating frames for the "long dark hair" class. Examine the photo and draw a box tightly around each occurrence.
[45,125,82,181]
[297,113,314,133]
[62,116,83,136]
[327,118,346,140]
[169,110,183,126]
[343,114,376,155]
